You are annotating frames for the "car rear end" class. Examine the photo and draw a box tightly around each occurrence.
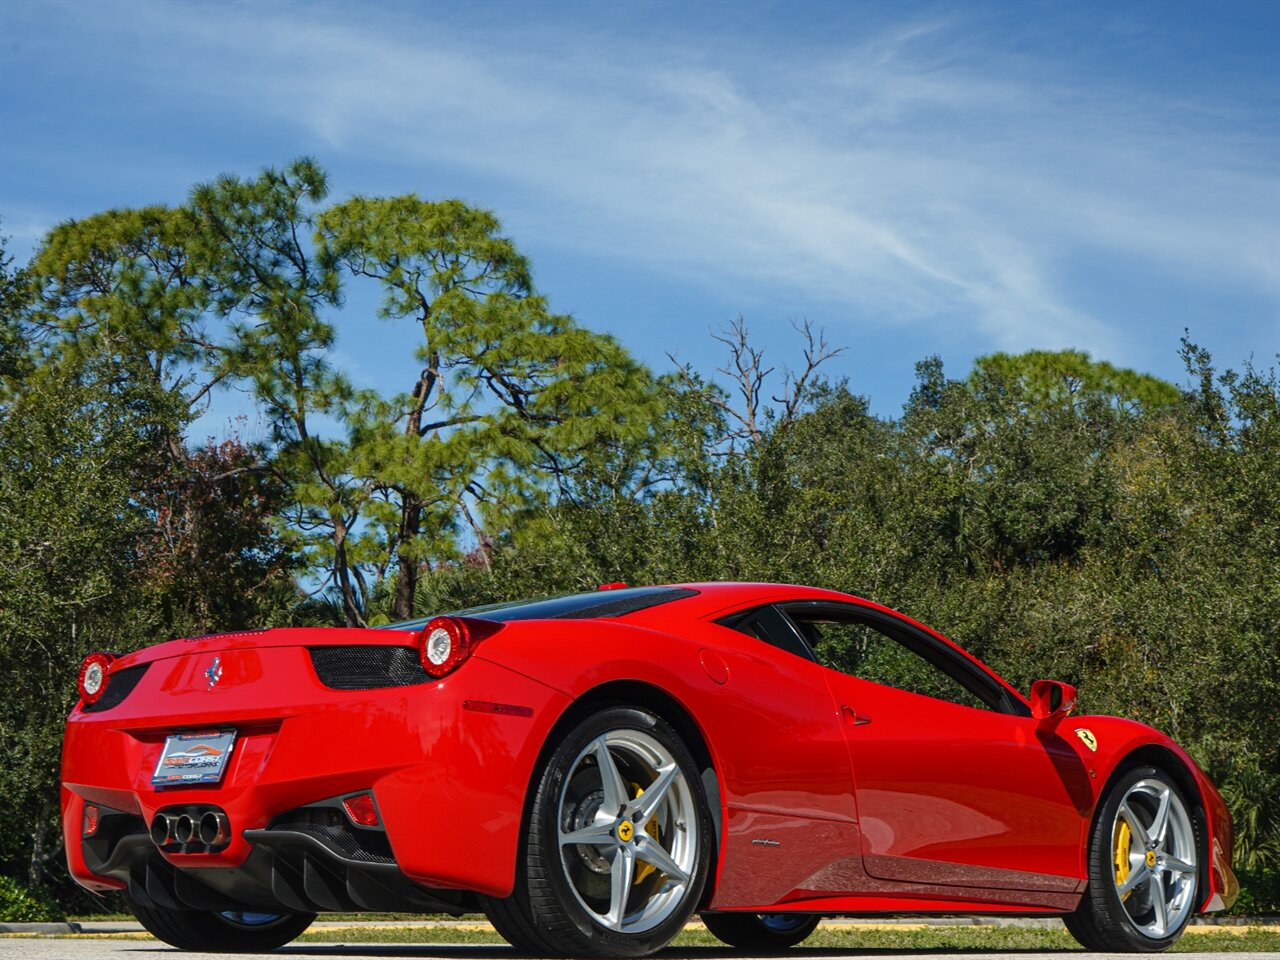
[62,623,570,914]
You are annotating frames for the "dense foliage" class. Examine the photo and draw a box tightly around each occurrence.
[0,163,1276,917]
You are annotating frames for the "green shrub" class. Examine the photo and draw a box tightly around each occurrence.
[1230,868,1280,916]
[0,875,64,922]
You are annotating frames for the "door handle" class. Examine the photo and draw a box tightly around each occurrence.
[841,705,872,726]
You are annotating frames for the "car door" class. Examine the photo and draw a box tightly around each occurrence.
[779,601,1089,899]
[703,604,864,908]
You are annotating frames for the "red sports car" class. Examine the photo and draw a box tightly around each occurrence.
[62,583,1237,955]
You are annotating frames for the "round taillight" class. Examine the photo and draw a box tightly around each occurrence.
[418,617,471,678]
[77,653,115,704]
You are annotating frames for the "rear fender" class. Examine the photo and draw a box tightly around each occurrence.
[474,620,761,901]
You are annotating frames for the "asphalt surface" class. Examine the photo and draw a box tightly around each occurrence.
[1,943,1277,960]
[2,920,1275,960]
[1,942,1277,960]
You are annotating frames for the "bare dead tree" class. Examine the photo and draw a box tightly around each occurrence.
[774,318,845,422]
[669,315,845,450]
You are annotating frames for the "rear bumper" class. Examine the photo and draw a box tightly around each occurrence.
[62,649,569,901]
[72,799,472,913]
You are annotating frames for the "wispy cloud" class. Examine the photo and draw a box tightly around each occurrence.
[8,0,1278,361]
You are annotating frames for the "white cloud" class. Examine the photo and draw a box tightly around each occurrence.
[14,1,1280,360]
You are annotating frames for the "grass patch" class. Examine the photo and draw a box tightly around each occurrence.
[297,922,1280,952]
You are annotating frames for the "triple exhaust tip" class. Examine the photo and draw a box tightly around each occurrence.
[150,810,230,850]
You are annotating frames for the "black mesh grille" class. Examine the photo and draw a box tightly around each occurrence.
[309,646,429,690]
[84,664,149,712]
[267,806,395,863]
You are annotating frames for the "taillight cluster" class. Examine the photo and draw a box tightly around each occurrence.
[76,653,116,705]
[416,616,500,678]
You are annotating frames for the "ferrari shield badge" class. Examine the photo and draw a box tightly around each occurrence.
[1075,728,1098,752]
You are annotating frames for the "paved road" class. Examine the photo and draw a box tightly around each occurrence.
[1,942,1276,960]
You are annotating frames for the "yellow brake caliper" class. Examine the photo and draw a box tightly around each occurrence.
[1114,819,1133,900]
[630,782,663,885]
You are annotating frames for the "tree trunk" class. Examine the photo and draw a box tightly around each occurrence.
[28,801,50,889]
[332,521,365,627]
[392,494,422,621]
[392,359,437,621]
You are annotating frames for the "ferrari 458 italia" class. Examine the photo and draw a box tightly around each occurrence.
[62,583,1237,955]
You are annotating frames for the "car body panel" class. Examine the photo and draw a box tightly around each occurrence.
[824,669,1088,893]
[61,581,1237,917]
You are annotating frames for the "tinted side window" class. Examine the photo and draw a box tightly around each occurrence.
[716,605,815,663]
[802,618,991,710]
[783,603,1020,714]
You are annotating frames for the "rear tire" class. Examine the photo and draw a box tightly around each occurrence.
[701,912,821,949]
[482,705,711,957]
[127,900,315,952]
[480,891,556,954]
[1064,764,1199,952]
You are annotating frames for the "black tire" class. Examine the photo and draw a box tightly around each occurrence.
[701,912,821,949]
[1064,764,1200,953]
[481,890,557,955]
[127,899,315,952]
[482,705,712,957]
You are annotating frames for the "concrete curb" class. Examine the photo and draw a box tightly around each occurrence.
[0,922,83,933]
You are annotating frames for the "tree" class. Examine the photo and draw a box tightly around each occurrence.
[668,315,844,451]
[316,196,666,621]
[899,350,1167,574]
[185,159,361,621]
[0,353,185,892]
[136,435,300,634]
[0,227,32,385]
[27,206,220,413]
[970,349,1182,414]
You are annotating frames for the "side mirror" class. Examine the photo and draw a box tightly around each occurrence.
[1030,679,1077,723]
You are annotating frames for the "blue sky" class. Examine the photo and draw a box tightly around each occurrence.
[2,0,1277,436]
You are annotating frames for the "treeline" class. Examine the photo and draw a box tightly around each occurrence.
[0,159,1276,917]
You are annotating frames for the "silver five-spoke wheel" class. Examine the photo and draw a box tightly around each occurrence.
[1111,778,1197,939]
[1064,764,1200,952]
[481,705,710,957]
[558,728,699,934]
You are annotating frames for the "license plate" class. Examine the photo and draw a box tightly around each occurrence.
[152,729,236,786]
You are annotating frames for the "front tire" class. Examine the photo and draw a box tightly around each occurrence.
[702,912,821,949]
[127,900,315,952]
[481,705,711,957]
[1064,764,1199,952]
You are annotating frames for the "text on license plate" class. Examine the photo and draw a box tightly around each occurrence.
[152,729,236,786]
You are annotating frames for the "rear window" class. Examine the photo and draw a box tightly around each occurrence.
[382,586,699,630]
